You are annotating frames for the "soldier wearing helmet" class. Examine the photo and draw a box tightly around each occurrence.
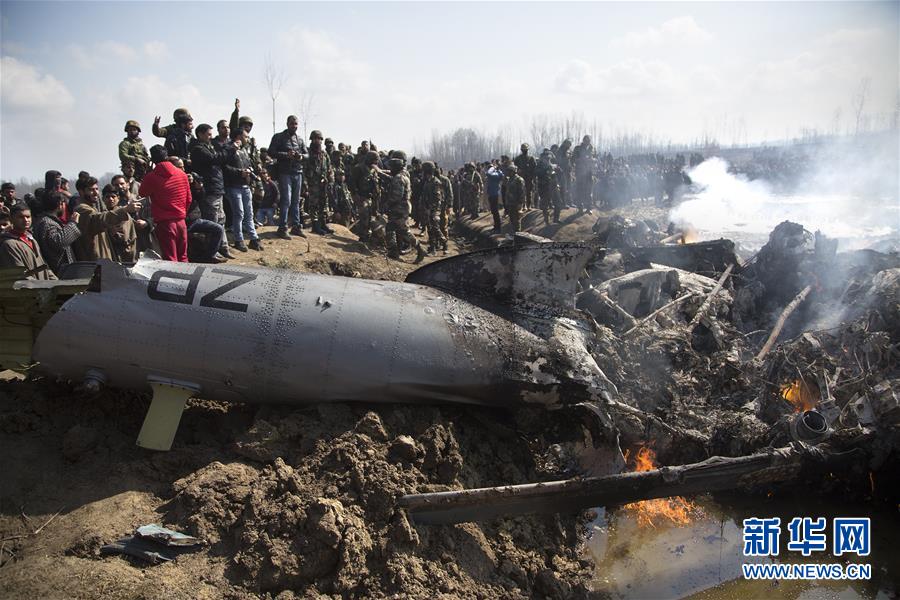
[384,153,426,263]
[304,130,334,234]
[229,98,263,186]
[460,161,483,220]
[152,108,191,139]
[420,162,446,253]
[351,150,383,244]
[119,120,151,180]
[504,164,526,232]
[537,148,563,225]
[514,143,537,210]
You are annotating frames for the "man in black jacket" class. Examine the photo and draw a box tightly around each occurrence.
[268,115,307,239]
[165,110,195,170]
[224,130,263,252]
[32,191,82,276]
[190,124,234,258]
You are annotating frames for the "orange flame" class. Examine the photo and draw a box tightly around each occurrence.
[780,379,818,413]
[621,446,700,528]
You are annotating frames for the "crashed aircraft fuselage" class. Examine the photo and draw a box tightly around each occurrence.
[29,243,613,449]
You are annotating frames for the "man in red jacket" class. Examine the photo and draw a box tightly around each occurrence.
[140,145,191,262]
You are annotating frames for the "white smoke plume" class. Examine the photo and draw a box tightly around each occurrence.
[670,133,900,254]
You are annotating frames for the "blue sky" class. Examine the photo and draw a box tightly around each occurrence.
[1,1,898,181]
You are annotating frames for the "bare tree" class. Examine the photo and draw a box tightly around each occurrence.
[297,92,317,141]
[263,54,287,138]
[851,76,871,135]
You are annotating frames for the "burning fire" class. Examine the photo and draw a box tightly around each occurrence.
[780,379,818,412]
[677,227,699,245]
[621,446,700,528]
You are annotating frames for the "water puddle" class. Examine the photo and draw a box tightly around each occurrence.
[585,493,899,599]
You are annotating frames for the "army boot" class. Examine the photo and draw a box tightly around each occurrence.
[414,245,427,264]
[277,227,292,240]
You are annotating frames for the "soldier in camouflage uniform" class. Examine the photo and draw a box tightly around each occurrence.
[352,151,381,244]
[555,138,573,207]
[514,144,537,210]
[420,162,445,252]
[118,120,151,181]
[408,157,424,230]
[536,148,563,225]
[459,162,483,219]
[152,107,190,139]
[304,130,334,235]
[437,165,453,248]
[384,152,426,263]
[573,135,596,214]
[504,164,526,232]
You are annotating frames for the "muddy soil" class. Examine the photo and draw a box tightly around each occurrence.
[1,213,619,600]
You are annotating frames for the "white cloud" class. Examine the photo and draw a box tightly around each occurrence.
[1,40,28,55]
[554,58,681,98]
[143,40,169,60]
[0,56,74,111]
[67,40,159,69]
[279,28,373,95]
[611,16,713,49]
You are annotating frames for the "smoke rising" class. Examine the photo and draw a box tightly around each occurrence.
[670,133,900,254]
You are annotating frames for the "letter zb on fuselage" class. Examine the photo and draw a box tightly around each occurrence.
[147,266,257,313]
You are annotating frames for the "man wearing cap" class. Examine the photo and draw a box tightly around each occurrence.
[268,114,308,239]
[1,182,18,211]
[514,144,537,210]
[0,203,57,279]
[119,120,151,180]
[304,130,334,235]
[165,110,195,171]
[230,98,263,175]
[140,145,192,262]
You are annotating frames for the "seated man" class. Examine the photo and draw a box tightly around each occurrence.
[186,173,227,264]
[0,202,57,279]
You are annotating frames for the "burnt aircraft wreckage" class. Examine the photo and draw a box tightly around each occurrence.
[0,241,618,451]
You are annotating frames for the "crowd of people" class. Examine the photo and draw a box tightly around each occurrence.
[0,99,697,278]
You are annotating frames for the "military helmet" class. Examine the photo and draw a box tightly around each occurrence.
[388,157,405,170]
[124,120,141,133]
[173,107,191,123]
[421,161,435,174]
[389,150,408,163]
[521,143,529,151]
[465,162,475,170]
[324,137,334,145]
[309,130,323,141]
[506,164,518,174]
[364,150,379,165]
[239,115,253,127]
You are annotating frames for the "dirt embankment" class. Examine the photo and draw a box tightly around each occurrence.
[0,220,606,600]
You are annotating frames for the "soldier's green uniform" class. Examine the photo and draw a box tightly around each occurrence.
[459,163,483,219]
[119,120,151,180]
[421,162,445,251]
[438,169,453,246]
[504,165,526,232]
[353,151,381,243]
[574,136,596,213]
[304,131,334,234]
[555,139,573,207]
[536,150,563,225]
[514,145,537,209]
[384,159,426,263]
